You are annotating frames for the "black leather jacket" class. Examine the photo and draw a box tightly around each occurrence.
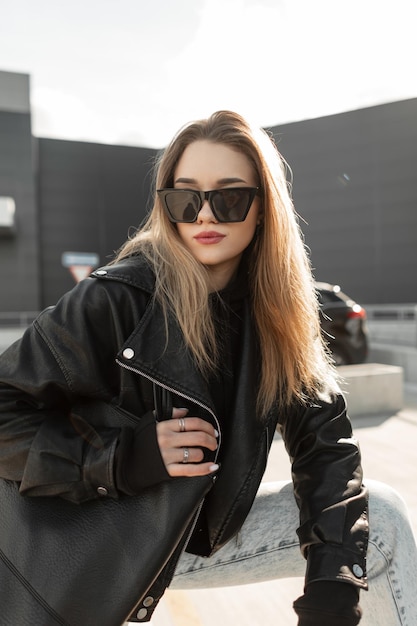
[0,255,368,617]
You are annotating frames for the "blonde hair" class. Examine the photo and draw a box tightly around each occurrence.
[115,111,338,415]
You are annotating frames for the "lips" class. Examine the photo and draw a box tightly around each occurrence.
[194,231,226,244]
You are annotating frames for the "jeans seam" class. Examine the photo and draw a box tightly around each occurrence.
[368,538,405,625]
[175,541,300,578]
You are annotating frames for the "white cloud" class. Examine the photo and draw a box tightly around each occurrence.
[31,87,105,140]
[2,0,417,147]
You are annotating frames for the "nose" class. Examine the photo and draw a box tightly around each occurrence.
[197,198,217,223]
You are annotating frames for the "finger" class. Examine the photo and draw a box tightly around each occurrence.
[159,446,203,467]
[178,446,204,464]
[178,431,218,451]
[157,422,217,451]
[171,416,219,438]
[167,462,220,478]
[172,407,189,419]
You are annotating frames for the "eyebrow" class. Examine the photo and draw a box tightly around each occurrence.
[174,177,248,185]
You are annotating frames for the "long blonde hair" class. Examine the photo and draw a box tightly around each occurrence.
[115,111,337,415]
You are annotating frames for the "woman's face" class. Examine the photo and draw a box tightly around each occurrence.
[174,140,260,291]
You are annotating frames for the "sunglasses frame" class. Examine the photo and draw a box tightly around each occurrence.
[157,187,259,223]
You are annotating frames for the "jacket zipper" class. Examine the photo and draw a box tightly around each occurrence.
[115,358,222,463]
[116,357,219,583]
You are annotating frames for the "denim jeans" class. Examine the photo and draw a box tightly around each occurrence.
[171,479,417,625]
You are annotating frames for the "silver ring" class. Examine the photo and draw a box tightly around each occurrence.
[178,417,186,432]
[182,447,190,463]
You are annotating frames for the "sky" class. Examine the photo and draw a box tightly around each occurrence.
[1,0,417,148]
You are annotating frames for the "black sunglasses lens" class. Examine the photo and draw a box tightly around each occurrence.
[158,188,256,223]
[162,191,199,222]
[211,188,254,222]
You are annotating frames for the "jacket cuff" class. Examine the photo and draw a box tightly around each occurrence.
[305,543,368,590]
[293,581,362,625]
[83,428,119,499]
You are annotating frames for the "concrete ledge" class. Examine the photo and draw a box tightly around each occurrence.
[338,363,404,417]
[369,344,417,385]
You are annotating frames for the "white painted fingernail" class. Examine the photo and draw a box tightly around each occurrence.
[209,464,219,472]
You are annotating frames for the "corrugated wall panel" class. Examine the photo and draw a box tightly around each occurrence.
[0,111,40,312]
[37,139,157,306]
[270,99,417,303]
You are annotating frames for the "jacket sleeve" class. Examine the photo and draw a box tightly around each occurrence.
[0,278,161,503]
[278,391,368,591]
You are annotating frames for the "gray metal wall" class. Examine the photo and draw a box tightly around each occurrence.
[37,138,157,306]
[269,99,417,304]
[0,102,40,312]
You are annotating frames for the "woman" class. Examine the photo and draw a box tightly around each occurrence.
[0,111,416,625]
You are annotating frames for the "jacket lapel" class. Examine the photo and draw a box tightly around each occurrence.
[117,297,215,415]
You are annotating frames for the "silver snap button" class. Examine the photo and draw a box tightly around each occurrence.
[95,269,107,275]
[352,564,363,577]
[122,347,135,360]
[97,486,108,496]
[143,596,154,607]
[136,608,148,619]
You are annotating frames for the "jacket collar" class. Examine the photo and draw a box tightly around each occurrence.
[92,255,156,294]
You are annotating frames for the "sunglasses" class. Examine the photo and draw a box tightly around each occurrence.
[157,187,259,223]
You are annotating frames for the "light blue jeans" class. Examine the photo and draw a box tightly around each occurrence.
[171,480,417,625]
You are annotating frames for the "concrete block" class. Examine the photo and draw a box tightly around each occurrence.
[369,344,417,385]
[338,363,403,417]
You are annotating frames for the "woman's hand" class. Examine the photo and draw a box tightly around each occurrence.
[156,408,219,477]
